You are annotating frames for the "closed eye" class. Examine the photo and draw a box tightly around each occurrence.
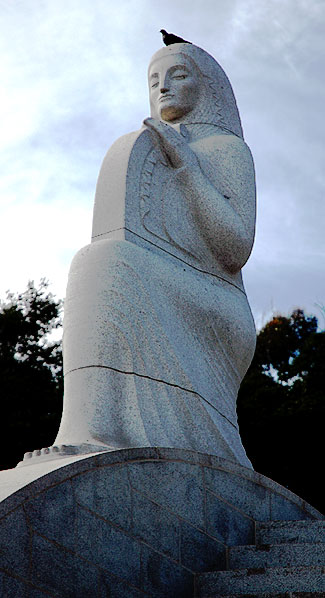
[151,82,159,88]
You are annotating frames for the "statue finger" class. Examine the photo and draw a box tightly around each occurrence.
[143,118,183,148]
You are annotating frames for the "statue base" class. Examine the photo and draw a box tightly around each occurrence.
[0,447,323,596]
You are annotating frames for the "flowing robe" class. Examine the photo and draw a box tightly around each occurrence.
[55,126,256,468]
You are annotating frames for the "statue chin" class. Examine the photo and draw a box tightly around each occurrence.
[160,105,189,122]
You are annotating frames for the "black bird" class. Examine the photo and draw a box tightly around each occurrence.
[160,29,192,46]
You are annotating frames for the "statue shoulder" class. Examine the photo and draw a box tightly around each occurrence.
[193,132,255,184]
[198,132,253,163]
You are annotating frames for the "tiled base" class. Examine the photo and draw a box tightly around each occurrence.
[0,448,323,597]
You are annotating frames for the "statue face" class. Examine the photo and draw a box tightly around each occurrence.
[149,54,200,122]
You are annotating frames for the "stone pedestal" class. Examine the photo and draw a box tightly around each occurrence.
[0,448,323,597]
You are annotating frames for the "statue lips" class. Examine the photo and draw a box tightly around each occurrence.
[159,94,174,103]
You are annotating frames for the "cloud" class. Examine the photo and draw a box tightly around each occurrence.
[0,0,324,330]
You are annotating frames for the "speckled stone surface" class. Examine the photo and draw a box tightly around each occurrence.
[198,518,325,597]
[53,42,256,467]
[197,566,325,597]
[256,520,325,545]
[228,542,325,570]
[0,448,323,597]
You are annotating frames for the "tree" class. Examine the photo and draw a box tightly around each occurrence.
[0,280,63,470]
[238,309,325,515]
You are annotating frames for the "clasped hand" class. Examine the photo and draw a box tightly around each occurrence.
[144,118,198,170]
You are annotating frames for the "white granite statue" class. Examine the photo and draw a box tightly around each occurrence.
[54,43,256,468]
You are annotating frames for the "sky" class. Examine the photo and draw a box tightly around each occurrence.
[0,0,324,330]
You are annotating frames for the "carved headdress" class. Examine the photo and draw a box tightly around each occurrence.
[148,43,243,139]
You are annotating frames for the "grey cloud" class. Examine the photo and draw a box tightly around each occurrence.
[0,0,324,326]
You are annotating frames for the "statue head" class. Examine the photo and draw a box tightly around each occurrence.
[148,44,243,138]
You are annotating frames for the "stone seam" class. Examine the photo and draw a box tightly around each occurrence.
[67,450,325,515]
[0,465,318,526]
[75,494,218,574]
[0,450,322,521]
[64,364,238,429]
[0,474,318,527]
[91,225,246,293]
[205,486,264,523]
[0,568,57,597]
[203,473,273,522]
[126,466,206,532]
[21,526,153,597]
[76,501,195,575]
[129,484,226,547]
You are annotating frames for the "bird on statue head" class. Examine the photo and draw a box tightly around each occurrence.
[160,29,192,46]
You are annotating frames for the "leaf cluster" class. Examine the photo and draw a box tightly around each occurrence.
[0,280,63,470]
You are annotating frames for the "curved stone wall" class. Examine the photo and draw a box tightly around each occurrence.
[0,448,323,597]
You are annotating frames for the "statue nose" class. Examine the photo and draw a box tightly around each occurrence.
[160,87,169,94]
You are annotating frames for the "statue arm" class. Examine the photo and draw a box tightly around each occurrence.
[144,119,256,274]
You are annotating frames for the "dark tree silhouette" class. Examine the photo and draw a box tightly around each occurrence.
[238,309,325,514]
[0,280,63,470]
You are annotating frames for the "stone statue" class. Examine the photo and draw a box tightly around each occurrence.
[54,43,256,468]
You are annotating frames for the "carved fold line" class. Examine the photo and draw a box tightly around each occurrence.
[95,264,238,423]
[82,258,195,389]
[67,250,196,392]
[65,363,238,429]
[92,227,125,238]
[91,228,245,293]
[124,227,245,293]
[92,294,185,389]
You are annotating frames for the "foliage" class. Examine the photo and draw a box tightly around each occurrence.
[0,280,63,470]
[238,309,325,514]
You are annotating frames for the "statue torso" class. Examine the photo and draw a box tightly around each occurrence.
[92,125,255,291]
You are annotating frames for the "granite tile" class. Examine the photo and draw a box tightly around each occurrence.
[180,520,226,572]
[204,466,270,521]
[206,490,254,546]
[229,542,325,570]
[256,520,325,545]
[2,574,30,598]
[95,447,160,468]
[31,533,99,597]
[24,480,75,549]
[0,485,30,519]
[99,570,149,597]
[271,492,314,521]
[72,464,132,531]
[131,490,180,559]
[76,505,140,585]
[197,564,325,595]
[2,576,55,598]
[140,544,194,598]
[0,508,30,577]
[128,461,205,528]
